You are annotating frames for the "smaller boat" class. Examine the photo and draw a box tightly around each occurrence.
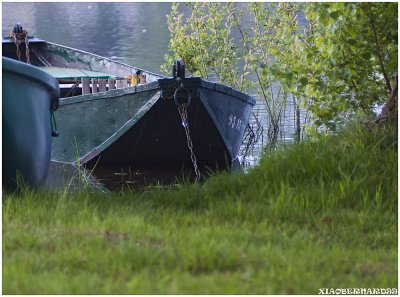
[2,56,60,191]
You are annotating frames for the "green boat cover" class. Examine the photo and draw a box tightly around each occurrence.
[40,67,117,81]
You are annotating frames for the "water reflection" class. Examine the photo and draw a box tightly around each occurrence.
[2,2,172,73]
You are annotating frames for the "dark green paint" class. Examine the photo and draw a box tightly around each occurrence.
[2,57,59,191]
[52,87,161,164]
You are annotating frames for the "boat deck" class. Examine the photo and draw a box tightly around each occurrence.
[40,67,117,81]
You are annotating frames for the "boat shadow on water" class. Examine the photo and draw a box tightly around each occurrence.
[45,160,229,192]
[85,163,224,192]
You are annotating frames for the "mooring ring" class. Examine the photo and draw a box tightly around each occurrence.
[174,84,192,107]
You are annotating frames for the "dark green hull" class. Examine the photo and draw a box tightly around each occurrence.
[2,57,59,191]
[53,77,255,189]
[53,78,255,167]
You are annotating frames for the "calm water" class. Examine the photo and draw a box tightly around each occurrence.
[2,2,172,73]
[3,2,306,170]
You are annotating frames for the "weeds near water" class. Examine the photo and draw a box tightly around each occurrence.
[164,3,310,148]
[240,111,264,167]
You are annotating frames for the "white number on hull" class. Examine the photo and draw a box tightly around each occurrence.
[228,114,242,131]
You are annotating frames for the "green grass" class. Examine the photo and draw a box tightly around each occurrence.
[3,123,398,294]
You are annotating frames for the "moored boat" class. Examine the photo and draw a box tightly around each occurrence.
[3,26,255,190]
[2,56,60,191]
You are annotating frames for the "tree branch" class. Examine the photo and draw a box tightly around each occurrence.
[366,5,392,94]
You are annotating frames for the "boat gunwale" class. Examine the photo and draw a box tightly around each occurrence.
[59,77,256,108]
[4,38,255,107]
[45,41,164,80]
[157,77,256,106]
[58,81,160,105]
[200,79,256,106]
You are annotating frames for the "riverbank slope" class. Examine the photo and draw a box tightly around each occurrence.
[3,122,397,294]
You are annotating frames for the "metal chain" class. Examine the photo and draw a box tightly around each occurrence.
[10,30,30,64]
[24,34,31,64]
[172,60,201,182]
[177,103,201,182]
[10,32,22,61]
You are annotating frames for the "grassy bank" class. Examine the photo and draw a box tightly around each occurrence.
[2,123,398,294]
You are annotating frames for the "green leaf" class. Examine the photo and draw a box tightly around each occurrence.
[347,38,357,46]
[329,11,340,20]
[165,2,396,131]
[299,77,308,86]
[286,72,294,80]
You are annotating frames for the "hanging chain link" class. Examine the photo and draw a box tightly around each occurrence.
[10,32,22,61]
[10,29,30,64]
[24,34,31,64]
[177,103,201,182]
[174,84,201,182]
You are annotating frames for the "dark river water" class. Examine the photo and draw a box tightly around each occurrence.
[2,2,172,73]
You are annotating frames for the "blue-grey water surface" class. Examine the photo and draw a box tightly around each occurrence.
[3,2,172,73]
